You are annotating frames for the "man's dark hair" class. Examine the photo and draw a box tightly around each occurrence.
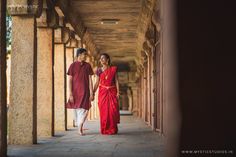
[76,48,87,57]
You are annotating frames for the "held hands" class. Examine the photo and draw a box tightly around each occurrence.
[90,93,95,101]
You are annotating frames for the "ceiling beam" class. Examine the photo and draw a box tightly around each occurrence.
[54,0,98,55]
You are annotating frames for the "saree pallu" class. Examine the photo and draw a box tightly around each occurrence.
[98,66,120,135]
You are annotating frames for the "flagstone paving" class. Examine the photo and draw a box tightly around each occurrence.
[8,116,165,157]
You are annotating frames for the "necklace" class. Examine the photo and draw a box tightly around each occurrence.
[102,66,109,80]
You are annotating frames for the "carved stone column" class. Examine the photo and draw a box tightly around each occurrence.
[36,1,58,137]
[0,0,7,156]
[7,0,43,144]
[130,86,138,116]
[54,26,70,131]
[65,36,78,128]
[120,87,129,111]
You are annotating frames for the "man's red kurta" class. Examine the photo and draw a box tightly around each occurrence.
[67,61,94,110]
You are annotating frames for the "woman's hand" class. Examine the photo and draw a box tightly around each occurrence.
[69,95,74,103]
[117,92,120,99]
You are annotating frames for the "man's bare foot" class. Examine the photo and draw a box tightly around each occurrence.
[78,131,84,136]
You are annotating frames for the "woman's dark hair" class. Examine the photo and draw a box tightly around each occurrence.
[76,48,87,57]
[100,53,111,65]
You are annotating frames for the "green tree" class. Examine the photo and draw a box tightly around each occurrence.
[6,11,12,54]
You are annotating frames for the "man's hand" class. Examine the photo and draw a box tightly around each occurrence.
[69,95,74,103]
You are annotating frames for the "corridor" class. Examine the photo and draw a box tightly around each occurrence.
[2,0,236,157]
[8,116,165,157]
[1,0,174,157]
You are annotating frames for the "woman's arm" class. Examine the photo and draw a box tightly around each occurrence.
[115,74,120,97]
[89,75,95,101]
[89,75,93,96]
[93,75,100,94]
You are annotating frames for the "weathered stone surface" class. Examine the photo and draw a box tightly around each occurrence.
[89,75,100,120]
[127,88,133,112]
[37,27,53,137]
[65,47,74,128]
[0,0,7,156]
[36,1,59,28]
[71,0,141,63]
[8,116,165,157]
[54,27,70,44]
[54,44,66,131]
[9,16,37,144]
[127,85,138,116]
[36,10,47,27]
[137,0,156,64]
[121,92,129,110]
[7,0,43,17]
[66,38,78,48]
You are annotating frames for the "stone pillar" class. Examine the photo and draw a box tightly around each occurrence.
[121,89,129,110]
[36,9,54,137]
[140,51,148,121]
[7,0,43,145]
[86,55,93,120]
[8,16,37,144]
[54,27,70,131]
[65,36,79,128]
[146,51,152,124]
[54,43,66,131]
[131,87,138,116]
[91,74,99,120]
[127,88,133,112]
[65,47,74,128]
[0,0,7,155]
[137,80,142,118]
[91,64,99,120]
[142,74,146,120]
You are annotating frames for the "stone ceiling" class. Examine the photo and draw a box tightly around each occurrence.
[70,0,142,68]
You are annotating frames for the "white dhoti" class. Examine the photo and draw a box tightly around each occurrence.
[74,108,88,128]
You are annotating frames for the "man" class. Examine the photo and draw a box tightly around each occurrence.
[67,48,94,135]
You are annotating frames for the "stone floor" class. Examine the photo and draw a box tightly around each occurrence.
[8,116,165,157]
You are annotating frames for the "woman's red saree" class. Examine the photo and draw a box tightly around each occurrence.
[97,66,120,135]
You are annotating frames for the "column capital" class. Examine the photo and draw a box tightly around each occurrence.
[145,25,156,47]
[75,34,81,41]
[83,30,98,56]
[140,50,148,65]
[54,27,70,44]
[143,41,152,56]
[37,8,60,28]
[65,22,75,31]
[7,0,43,17]
[66,37,78,48]
[152,0,162,33]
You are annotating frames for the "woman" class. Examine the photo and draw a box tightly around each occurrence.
[93,53,120,135]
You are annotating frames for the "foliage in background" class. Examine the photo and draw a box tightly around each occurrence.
[6,11,12,55]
